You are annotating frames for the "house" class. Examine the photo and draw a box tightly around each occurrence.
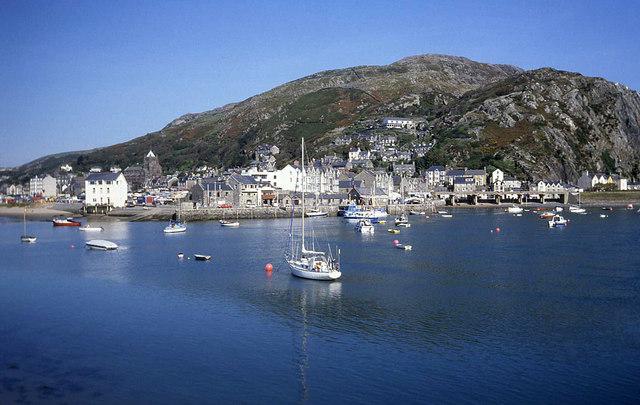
[425,165,446,187]
[348,147,371,162]
[85,172,128,208]
[393,163,415,177]
[29,175,57,198]
[242,164,300,192]
[503,177,522,191]
[577,171,628,190]
[190,179,234,207]
[227,174,261,207]
[453,177,476,193]
[60,164,73,172]
[382,117,416,129]
[464,169,487,187]
[123,165,145,191]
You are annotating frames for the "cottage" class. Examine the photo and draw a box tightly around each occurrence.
[382,117,416,129]
[453,177,476,193]
[190,179,234,207]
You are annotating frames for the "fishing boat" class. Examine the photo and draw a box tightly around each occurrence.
[220,220,240,227]
[20,208,37,243]
[79,225,104,232]
[52,216,81,227]
[388,229,400,234]
[85,239,118,250]
[194,254,211,261]
[548,215,568,228]
[506,205,523,214]
[354,219,374,233]
[306,209,328,218]
[286,138,341,281]
[164,207,186,233]
[343,202,381,221]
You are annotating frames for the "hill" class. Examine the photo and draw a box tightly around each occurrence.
[10,54,640,183]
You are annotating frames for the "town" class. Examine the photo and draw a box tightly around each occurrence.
[1,117,637,217]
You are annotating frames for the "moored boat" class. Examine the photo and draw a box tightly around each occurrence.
[441,214,453,218]
[306,209,328,217]
[568,206,587,214]
[220,220,240,227]
[86,239,118,250]
[355,219,374,233]
[194,254,211,261]
[79,225,104,232]
[548,215,568,228]
[539,211,555,219]
[52,216,81,227]
[388,229,400,234]
[506,205,523,214]
[21,208,37,243]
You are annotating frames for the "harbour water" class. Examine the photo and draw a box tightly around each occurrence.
[1,209,639,403]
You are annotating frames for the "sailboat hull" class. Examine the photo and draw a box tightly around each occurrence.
[289,263,341,280]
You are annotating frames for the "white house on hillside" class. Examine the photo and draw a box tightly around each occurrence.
[382,117,416,129]
[85,172,128,208]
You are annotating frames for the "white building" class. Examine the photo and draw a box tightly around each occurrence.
[242,164,300,191]
[382,117,416,129]
[85,172,128,208]
[60,164,73,172]
[29,175,57,197]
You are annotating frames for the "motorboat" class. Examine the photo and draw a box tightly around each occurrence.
[506,205,523,214]
[177,252,185,259]
[220,220,240,227]
[388,229,400,234]
[600,214,608,218]
[395,213,409,226]
[602,206,613,211]
[568,206,587,214]
[394,241,412,250]
[354,219,375,233]
[306,209,328,218]
[437,210,448,214]
[79,225,104,232]
[554,206,564,212]
[52,216,81,227]
[194,254,211,261]
[409,210,426,215]
[286,138,341,281]
[343,203,387,221]
[548,215,568,228]
[86,239,118,250]
[20,208,37,243]
[539,211,555,219]
[441,214,453,218]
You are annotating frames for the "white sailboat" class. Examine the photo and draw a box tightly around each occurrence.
[20,208,37,243]
[286,138,341,281]
[164,200,187,233]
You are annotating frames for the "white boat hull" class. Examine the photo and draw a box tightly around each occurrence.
[79,226,103,232]
[21,236,37,243]
[86,240,118,250]
[220,221,240,227]
[164,226,187,233]
[290,264,341,280]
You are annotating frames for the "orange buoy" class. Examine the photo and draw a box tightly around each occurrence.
[264,263,273,272]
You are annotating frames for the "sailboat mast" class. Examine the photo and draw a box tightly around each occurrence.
[301,138,306,251]
[23,208,26,235]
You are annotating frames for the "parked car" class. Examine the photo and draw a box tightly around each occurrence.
[218,203,233,208]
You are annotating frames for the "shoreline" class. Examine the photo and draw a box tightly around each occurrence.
[2,199,637,222]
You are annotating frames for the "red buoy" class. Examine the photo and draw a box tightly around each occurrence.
[264,263,273,272]
[495,227,501,232]
[392,239,399,246]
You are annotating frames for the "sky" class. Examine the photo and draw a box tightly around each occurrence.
[1,0,639,167]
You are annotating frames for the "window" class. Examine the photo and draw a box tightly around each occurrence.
[106,181,112,185]
[107,188,110,193]
[93,187,96,193]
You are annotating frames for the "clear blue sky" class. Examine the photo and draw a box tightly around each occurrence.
[1,0,638,167]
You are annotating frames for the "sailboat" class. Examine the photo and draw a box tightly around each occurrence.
[164,200,186,233]
[568,192,587,214]
[286,138,341,281]
[20,208,37,243]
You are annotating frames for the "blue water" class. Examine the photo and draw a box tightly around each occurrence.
[1,209,640,403]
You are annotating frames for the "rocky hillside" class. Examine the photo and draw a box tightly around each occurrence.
[425,68,640,181]
[10,54,640,183]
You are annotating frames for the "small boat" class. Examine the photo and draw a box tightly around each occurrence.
[79,225,104,232]
[220,220,240,227]
[395,243,412,250]
[437,210,448,214]
[602,207,613,211]
[409,210,425,215]
[548,215,568,228]
[568,206,587,214]
[554,206,564,212]
[397,222,411,227]
[388,229,400,234]
[506,205,523,214]
[395,213,409,226]
[164,221,187,233]
[626,204,634,210]
[376,219,387,224]
[306,209,328,217]
[600,214,608,218]
[354,219,375,233]
[539,211,555,219]
[194,254,211,261]
[52,216,81,227]
[515,213,523,217]
[441,214,453,218]
[21,208,37,243]
[177,252,185,259]
[86,239,118,250]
